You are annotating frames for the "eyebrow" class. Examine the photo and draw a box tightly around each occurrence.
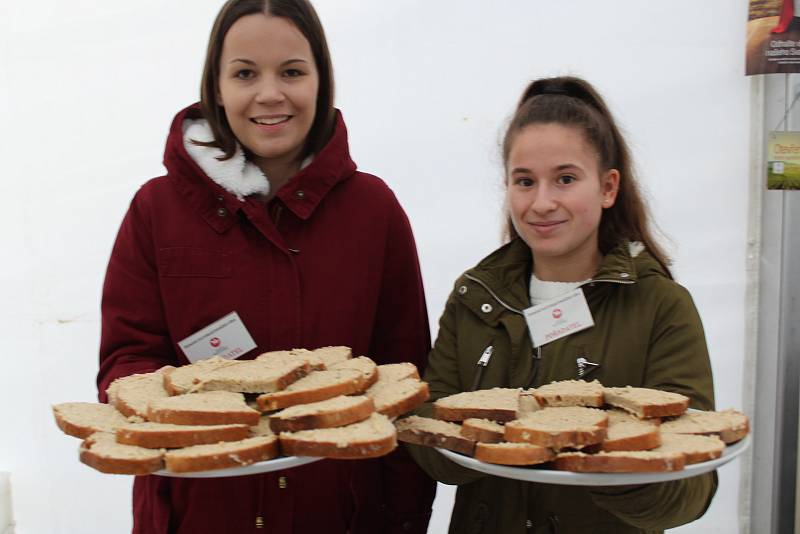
[228,58,310,66]
[510,163,582,174]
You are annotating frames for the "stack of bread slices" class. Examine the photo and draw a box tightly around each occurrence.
[53,347,430,475]
[396,380,749,473]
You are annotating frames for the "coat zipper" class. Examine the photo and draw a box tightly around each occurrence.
[470,345,494,391]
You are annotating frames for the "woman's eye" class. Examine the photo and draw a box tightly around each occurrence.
[558,175,575,185]
[284,68,303,78]
[235,69,255,80]
[516,177,534,187]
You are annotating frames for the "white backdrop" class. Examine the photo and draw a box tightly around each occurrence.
[0,1,750,533]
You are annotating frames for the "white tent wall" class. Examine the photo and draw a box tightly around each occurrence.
[0,1,750,533]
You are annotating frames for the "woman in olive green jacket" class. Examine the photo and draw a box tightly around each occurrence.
[407,77,716,534]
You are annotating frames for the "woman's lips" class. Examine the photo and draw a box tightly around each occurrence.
[251,115,292,132]
[528,220,565,236]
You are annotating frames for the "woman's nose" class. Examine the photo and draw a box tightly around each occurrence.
[254,76,285,104]
[529,184,557,213]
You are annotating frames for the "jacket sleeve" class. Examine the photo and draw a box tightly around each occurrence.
[97,189,179,402]
[404,287,489,486]
[369,197,436,534]
[590,283,718,530]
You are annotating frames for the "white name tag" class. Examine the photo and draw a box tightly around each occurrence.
[524,288,594,348]
[177,311,257,363]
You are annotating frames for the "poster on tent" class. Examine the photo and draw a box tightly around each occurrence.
[747,0,800,75]
[767,131,800,189]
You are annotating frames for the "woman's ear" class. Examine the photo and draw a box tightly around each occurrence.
[601,169,620,208]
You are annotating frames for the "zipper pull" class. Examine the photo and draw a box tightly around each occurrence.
[478,346,494,366]
[470,345,493,391]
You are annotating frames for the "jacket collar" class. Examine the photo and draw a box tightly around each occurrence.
[163,104,357,233]
[463,239,664,315]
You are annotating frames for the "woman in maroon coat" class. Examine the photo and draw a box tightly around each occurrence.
[96,1,436,532]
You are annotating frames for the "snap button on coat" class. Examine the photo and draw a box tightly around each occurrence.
[481,303,493,313]
[294,190,306,200]
[458,285,468,295]
[216,207,228,217]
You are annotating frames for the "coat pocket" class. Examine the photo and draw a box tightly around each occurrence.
[158,247,232,278]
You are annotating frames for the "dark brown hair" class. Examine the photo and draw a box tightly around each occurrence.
[196,0,336,160]
[502,76,671,275]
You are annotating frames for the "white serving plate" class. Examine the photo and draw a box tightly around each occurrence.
[154,455,321,479]
[437,434,750,486]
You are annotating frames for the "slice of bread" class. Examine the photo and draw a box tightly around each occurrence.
[375,363,420,382]
[505,407,609,449]
[474,442,555,466]
[329,356,379,390]
[553,449,686,473]
[395,416,476,455]
[603,386,689,418]
[434,388,520,422]
[517,389,541,418]
[653,433,725,465]
[163,357,239,395]
[460,419,505,443]
[312,346,353,368]
[269,395,375,432]
[188,359,310,394]
[600,410,661,452]
[256,369,365,411]
[279,413,397,459]
[53,402,131,439]
[107,369,172,418]
[366,377,429,419]
[255,349,325,371]
[79,432,164,475]
[534,380,604,408]
[660,409,750,444]
[147,391,261,426]
[116,422,251,449]
[164,435,280,473]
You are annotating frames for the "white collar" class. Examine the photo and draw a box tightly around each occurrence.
[182,118,270,201]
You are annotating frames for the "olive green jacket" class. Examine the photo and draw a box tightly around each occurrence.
[408,239,717,534]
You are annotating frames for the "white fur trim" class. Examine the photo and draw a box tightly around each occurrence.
[183,119,270,201]
[628,241,645,258]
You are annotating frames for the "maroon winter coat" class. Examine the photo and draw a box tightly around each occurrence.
[97,104,436,534]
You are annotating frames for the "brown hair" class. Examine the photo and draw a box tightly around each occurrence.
[196,0,336,160]
[502,76,671,275]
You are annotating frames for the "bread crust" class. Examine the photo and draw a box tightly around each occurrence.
[53,402,129,439]
[474,443,555,465]
[375,381,430,419]
[78,434,164,475]
[553,451,686,473]
[505,424,607,449]
[460,419,504,443]
[280,433,397,459]
[116,424,251,449]
[397,426,475,456]
[603,387,689,419]
[146,406,260,426]
[256,371,364,411]
[269,397,375,433]
[164,437,280,473]
[600,428,662,452]
[434,405,518,423]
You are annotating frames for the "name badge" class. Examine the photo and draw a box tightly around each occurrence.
[178,311,257,363]
[524,288,594,348]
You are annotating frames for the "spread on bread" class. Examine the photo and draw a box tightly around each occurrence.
[53,347,429,475]
[397,379,749,473]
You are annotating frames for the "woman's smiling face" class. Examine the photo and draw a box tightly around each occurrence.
[217,13,319,171]
[506,123,619,280]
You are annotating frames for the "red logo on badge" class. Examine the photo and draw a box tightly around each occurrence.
[552,309,562,319]
[210,337,221,348]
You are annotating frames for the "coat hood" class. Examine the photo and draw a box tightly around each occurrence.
[162,104,357,219]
